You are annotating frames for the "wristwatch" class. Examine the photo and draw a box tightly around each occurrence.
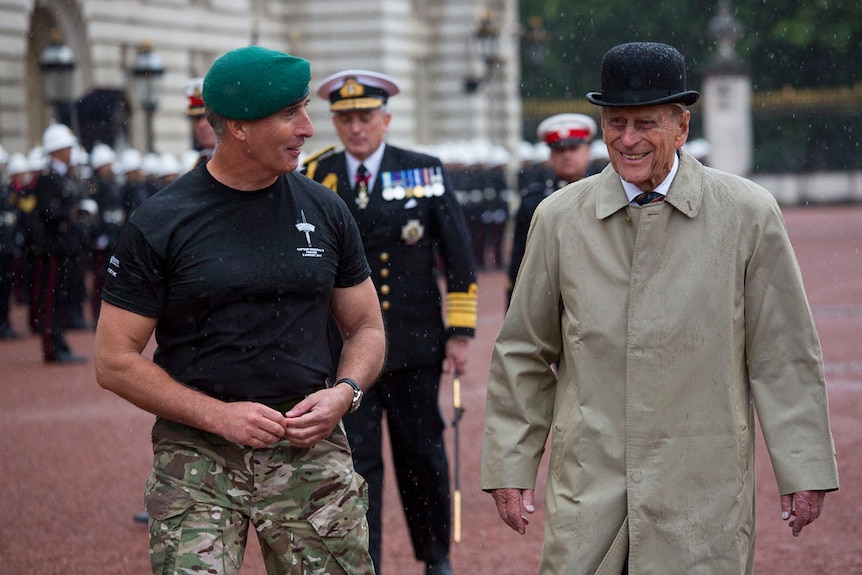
[335,377,363,413]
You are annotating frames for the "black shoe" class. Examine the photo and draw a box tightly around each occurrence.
[45,351,87,364]
[133,511,149,523]
[426,558,453,575]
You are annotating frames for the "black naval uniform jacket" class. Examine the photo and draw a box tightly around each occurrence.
[307,143,477,372]
[507,175,563,303]
[507,160,604,305]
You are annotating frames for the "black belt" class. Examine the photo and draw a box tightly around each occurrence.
[265,397,304,414]
[265,380,329,414]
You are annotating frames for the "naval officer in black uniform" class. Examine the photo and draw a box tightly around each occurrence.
[306,69,477,575]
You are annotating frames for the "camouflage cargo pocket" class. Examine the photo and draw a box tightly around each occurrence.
[145,476,195,521]
[306,424,368,539]
[144,475,197,574]
[305,472,373,574]
[306,480,367,538]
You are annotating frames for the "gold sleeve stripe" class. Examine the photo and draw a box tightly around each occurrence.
[447,283,478,329]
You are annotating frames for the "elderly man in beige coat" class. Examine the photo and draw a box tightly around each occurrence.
[481,42,839,575]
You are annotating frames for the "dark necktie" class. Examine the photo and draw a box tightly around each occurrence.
[354,164,370,209]
[633,190,664,205]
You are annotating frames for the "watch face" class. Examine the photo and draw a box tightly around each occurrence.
[335,378,363,412]
[351,390,363,412]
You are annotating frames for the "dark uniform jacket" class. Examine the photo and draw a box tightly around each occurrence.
[507,174,563,300]
[307,144,477,371]
[508,161,604,303]
[87,173,127,253]
[32,164,82,257]
[0,184,19,257]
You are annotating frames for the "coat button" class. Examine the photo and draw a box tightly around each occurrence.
[379,252,390,263]
[380,268,389,278]
[631,471,643,483]
[380,284,390,295]
[381,300,391,311]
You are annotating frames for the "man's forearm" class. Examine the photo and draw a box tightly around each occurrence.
[337,324,386,391]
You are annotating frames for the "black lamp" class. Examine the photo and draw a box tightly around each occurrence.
[464,9,501,93]
[39,29,76,119]
[131,41,165,153]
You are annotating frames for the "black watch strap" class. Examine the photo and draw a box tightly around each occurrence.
[336,377,363,412]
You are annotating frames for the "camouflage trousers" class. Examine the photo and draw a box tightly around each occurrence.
[144,417,374,575]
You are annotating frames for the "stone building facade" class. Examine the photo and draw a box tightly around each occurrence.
[0,0,521,158]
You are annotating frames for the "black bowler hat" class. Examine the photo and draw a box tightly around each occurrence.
[586,42,699,107]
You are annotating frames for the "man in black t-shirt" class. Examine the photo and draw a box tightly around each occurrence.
[94,46,385,575]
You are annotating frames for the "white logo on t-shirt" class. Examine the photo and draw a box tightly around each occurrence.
[295,210,324,258]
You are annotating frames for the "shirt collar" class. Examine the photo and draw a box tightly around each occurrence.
[346,143,386,189]
[596,150,701,220]
[621,152,680,204]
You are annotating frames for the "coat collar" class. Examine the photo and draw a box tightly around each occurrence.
[595,149,703,220]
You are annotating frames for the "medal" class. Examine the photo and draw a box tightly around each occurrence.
[356,180,369,209]
[355,165,371,209]
[401,219,425,244]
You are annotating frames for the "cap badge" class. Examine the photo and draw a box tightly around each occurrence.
[340,78,365,98]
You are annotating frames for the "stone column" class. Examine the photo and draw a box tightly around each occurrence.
[702,1,752,176]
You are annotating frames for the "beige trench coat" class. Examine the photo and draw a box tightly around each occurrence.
[481,151,839,575]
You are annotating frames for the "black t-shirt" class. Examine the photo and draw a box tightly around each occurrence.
[101,164,370,404]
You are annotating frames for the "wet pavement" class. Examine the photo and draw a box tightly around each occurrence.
[1,204,860,574]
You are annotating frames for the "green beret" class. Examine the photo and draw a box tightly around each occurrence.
[202,46,311,120]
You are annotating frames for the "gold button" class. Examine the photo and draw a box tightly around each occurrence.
[379,252,390,263]
[380,268,390,278]
[380,284,390,295]
[381,301,391,311]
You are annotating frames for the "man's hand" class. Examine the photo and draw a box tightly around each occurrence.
[490,487,536,534]
[212,401,287,447]
[781,490,828,537]
[282,387,352,448]
[444,335,470,375]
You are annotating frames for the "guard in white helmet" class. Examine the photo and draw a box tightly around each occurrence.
[31,124,87,363]
[1,152,26,340]
[85,143,124,323]
[119,148,152,215]
[9,152,40,330]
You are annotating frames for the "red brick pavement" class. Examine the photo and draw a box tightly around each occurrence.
[1,205,860,575]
